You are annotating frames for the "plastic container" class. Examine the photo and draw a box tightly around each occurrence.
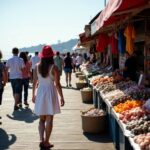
[81,115,107,133]
[80,88,93,103]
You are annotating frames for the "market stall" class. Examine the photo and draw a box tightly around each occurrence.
[78,0,150,149]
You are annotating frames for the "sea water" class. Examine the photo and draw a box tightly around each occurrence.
[2,50,34,61]
[2,51,11,61]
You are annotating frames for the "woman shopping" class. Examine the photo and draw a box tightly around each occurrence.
[32,45,65,149]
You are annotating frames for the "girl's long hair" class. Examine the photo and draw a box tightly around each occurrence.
[19,52,28,64]
[38,57,54,78]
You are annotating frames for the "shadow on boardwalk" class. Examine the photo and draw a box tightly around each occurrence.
[62,85,79,90]
[0,128,16,150]
[83,132,112,143]
[6,108,38,123]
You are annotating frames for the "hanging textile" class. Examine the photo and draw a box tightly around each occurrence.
[109,33,118,55]
[124,24,136,55]
[118,29,126,54]
[96,33,109,52]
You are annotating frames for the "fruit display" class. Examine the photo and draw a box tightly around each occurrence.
[101,84,117,94]
[111,95,132,106]
[116,80,136,90]
[133,133,150,150]
[104,90,125,101]
[91,76,113,86]
[81,108,106,117]
[114,100,143,113]
[126,119,150,135]
[124,86,150,100]
[80,63,102,77]
[81,87,92,91]
[119,107,147,124]
[81,69,150,149]
[93,78,138,96]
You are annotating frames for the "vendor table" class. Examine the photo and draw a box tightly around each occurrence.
[86,77,140,150]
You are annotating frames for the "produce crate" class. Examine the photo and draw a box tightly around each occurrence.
[81,115,107,133]
[80,88,93,103]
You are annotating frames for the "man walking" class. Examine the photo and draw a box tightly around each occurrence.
[6,48,25,110]
[54,52,64,76]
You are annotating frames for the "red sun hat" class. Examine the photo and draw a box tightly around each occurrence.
[39,45,54,58]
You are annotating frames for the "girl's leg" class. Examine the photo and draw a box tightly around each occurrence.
[39,115,46,142]
[45,115,53,145]
[69,73,72,86]
[24,78,29,105]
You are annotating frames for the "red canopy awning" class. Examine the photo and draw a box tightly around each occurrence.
[95,0,148,31]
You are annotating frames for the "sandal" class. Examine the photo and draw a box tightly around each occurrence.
[39,142,44,148]
[39,142,54,148]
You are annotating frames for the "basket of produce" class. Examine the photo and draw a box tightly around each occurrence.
[75,72,83,77]
[76,80,87,89]
[80,87,93,103]
[81,108,107,133]
[78,74,86,80]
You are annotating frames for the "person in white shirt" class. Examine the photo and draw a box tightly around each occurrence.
[76,54,84,71]
[6,48,25,111]
[31,52,40,82]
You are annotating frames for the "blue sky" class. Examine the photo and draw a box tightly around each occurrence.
[0,0,106,56]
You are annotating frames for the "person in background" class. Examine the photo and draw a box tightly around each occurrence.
[0,50,7,124]
[83,53,87,62]
[19,52,31,108]
[31,52,40,83]
[117,51,137,82]
[54,51,64,76]
[6,48,25,111]
[76,54,84,71]
[32,45,65,149]
[25,51,30,61]
[64,52,73,87]
[71,53,76,72]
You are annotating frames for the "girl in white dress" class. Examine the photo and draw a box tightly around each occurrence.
[32,45,65,149]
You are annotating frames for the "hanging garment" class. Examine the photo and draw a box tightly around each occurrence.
[109,33,118,55]
[118,29,126,54]
[124,24,136,55]
[96,33,109,52]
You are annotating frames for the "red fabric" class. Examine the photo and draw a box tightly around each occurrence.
[109,34,118,55]
[96,34,109,52]
[96,0,148,31]
[22,62,31,78]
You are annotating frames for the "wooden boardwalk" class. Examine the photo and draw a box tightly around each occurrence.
[0,73,115,150]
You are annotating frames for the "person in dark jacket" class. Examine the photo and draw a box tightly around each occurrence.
[123,51,137,81]
[64,52,73,87]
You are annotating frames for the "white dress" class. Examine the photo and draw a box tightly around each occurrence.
[34,65,61,116]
